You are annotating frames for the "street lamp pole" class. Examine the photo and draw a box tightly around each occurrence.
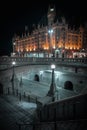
[11,61,16,94]
[47,64,56,96]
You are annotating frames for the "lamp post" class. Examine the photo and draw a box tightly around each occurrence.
[11,61,16,94]
[47,64,56,96]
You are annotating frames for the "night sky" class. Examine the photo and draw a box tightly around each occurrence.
[0,0,87,56]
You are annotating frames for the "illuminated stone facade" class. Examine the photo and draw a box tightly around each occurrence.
[12,5,84,57]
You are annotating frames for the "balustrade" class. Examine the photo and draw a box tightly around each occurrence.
[0,57,87,67]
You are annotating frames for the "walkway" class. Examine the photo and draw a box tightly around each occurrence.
[0,95,37,130]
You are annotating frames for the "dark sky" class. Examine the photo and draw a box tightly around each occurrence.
[0,0,87,56]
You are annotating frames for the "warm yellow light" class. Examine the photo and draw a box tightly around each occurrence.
[26,48,28,51]
[30,47,32,51]
[53,45,55,49]
[34,48,36,51]
[70,47,72,50]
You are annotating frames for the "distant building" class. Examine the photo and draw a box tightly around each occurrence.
[83,23,87,49]
[12,5,85,58]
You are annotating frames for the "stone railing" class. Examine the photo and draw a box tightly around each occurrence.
[0,57,87,66]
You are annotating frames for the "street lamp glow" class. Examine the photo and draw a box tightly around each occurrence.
[51,29,53,33]
[48,30,51,33]
[13,42,16,45]
[48,29,53,33]
[12,61,16,65]
[51,64,55,69]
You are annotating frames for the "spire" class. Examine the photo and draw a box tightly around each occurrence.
[61,17,66,24]
[47,4,56,26]
[25,25,28,32]
[24,25,28,37]
[48,4,56,15]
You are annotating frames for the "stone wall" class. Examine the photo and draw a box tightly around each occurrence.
[0,65,87,95]
[37,93,87,122]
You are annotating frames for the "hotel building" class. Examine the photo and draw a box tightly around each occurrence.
[12,5,84,58]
